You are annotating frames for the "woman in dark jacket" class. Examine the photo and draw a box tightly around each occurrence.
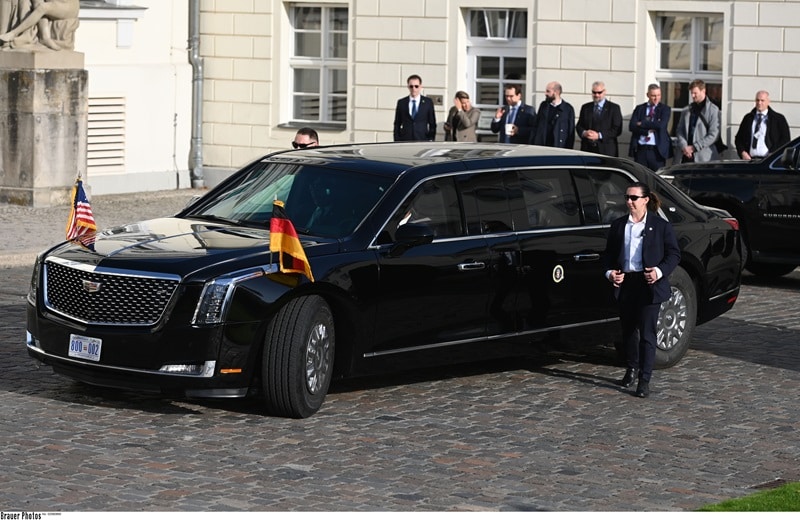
[604,182,681,398]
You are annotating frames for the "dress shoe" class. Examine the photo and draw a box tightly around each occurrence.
[635,380,650,398]
[619,368,636,388]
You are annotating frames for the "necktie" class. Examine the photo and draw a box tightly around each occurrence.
[507,106,518,143]
[411,99,418,119]
[594,103,602,118]
[646,105,654,142]
[752,113,763,149]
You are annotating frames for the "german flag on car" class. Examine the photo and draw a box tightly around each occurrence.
[269,200,314,282]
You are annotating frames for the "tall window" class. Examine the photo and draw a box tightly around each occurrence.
[466,9,528,138]
[655,13,723,133]
[290,5,348,125]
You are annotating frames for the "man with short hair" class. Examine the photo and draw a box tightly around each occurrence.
[393,74,436,141]
[530,81,575,149]
[734,91,791,160]
[292,127,319,149]
[628,84,672,169]
[490,84,536,144]
[674,79,721,163]
[576,81,623,156]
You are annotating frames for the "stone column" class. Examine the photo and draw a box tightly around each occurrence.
[0,50,86,207]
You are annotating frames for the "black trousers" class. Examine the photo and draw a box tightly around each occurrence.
[634,145,665,170]
[618,272,660,382]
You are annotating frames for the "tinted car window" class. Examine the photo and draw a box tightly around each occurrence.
[517,169,580,229]
[458,171,514,234]
[585,169,633,224]
[187,161,393,237]
[379,176,463,243]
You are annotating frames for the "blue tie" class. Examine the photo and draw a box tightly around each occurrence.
[506,106,517,143]
[412,99,418,119]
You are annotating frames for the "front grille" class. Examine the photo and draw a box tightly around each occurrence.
[43,259,180,326]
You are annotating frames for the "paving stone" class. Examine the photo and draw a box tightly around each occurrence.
[1,190,799,511]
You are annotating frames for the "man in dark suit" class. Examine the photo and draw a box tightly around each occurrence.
[576,81,623,156]
[604,182,681,398]
[490,84,536,144]
[628,84,672,170]
[393,74,436,141]
[530,81,575,149]
[734,90,791,160]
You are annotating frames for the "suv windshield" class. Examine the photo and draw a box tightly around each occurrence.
[186,161,394,238]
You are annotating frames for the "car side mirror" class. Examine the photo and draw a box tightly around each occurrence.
[781,147,799,170]
[388,222,434,256]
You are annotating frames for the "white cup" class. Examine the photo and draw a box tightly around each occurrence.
[505,124,514,136]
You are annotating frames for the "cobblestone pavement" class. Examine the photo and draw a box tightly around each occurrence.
[1,190,799,511]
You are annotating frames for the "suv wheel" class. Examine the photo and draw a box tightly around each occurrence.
[262,295,335,418]
[655,266,696,369]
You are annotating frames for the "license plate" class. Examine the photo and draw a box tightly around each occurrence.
[68,334,102,362]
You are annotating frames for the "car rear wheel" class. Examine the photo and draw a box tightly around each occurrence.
[655,266,696,369]
[261,295,335,418]
[745,262,798,278]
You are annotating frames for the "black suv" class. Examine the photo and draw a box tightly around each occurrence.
[27,143,742,417]
[660,137,800,277]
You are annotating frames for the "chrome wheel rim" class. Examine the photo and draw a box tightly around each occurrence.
[657,286,687,352]
[305,321,331,395]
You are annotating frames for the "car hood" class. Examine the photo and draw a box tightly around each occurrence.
[43,217,340,277]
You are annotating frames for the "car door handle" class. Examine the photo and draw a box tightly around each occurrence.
[457,262,486,271]
[573,254,600,262]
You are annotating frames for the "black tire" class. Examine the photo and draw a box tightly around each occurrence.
[654,266,696,369]
[262,295,335,418]
[745,262,798,278]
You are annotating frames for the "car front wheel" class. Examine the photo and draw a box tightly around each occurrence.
[261,295,335,418]
[655,266,696,369]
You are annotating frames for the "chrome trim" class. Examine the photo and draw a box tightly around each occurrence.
[43,258,182,327]
[708,286,740,302]
[368,164,639,248]
[26,342,218,379]
[362,317,619,358]
[191,264,276,325]
[46,256,182,281]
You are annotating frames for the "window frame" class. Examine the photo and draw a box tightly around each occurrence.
[654,12,724,137]
[465,8,529,138]
[288,4,348,128]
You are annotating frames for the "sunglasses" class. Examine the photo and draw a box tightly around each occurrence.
[292,141,316,149]
[408,84,421,89]
[624,194,647,201]
[591,90,605,95]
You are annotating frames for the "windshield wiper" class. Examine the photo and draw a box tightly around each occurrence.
[190,214,249,226]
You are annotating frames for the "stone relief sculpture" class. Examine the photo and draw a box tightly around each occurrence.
[0,0,79,51]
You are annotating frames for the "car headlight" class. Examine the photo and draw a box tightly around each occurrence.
[27,256,42,307]
[192,268,267,325]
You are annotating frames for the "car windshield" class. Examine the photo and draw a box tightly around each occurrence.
[186,161,394,238]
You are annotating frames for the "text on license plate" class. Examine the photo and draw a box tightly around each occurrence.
[68,334,102,362]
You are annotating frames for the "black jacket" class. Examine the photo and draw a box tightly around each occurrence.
[394,96,437,141]
[604,212,681,304]
[734,107,791,158]
[530,100,575,149]
[628,102,672,161]
[576,100,623,156]
[490,103,536,144]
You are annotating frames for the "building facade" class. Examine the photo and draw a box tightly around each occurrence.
[76,0,800,193]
